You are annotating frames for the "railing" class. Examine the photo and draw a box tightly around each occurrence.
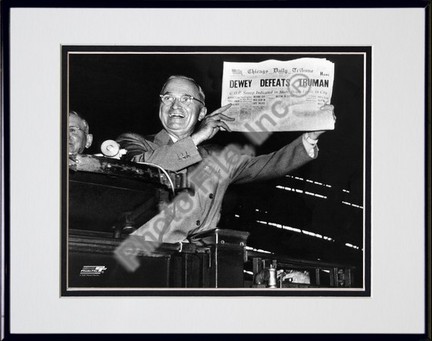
[245,249,355,288]
[67,228,354,290]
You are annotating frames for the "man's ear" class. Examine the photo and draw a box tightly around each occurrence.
[85,134,93,149]
[198,107,207,121]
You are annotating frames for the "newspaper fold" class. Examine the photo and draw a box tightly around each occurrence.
[221,58,335,132]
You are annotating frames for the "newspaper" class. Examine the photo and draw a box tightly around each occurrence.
[221,58,335,132]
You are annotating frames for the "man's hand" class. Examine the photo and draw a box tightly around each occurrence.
[68,153,80,169]
[191,104,234,145]
[307,104,336,139]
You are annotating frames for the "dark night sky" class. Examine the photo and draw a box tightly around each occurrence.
[67,48,368,272]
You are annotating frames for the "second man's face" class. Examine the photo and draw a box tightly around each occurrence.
[69,114,92,154]
[159,78,206,139]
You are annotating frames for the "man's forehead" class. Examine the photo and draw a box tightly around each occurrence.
[163,78,199,96]
[69,114,86,128]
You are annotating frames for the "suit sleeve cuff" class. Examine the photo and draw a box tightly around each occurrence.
[302,133,319,158]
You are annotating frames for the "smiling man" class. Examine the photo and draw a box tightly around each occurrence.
[158,76,208,142]
[116,75,335,242]
[118,75,234,171]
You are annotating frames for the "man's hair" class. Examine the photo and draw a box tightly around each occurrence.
[69,110,90,134]
[160,75,206,103]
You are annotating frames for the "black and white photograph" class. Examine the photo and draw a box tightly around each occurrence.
[63,47,370,295]
[3,3,428,336]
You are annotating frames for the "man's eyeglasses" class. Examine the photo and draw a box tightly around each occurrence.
[159,94,205,106]
[69,126,85,135]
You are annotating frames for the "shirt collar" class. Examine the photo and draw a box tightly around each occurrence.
[154,129,182,146]
[155,129,191,145]
[167,132,179,143]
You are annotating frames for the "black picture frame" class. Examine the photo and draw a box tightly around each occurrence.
[1,0,430,339]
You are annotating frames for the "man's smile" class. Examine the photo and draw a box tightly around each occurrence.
[168,111,185,118]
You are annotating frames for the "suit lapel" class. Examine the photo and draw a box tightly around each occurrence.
[154,130,174,146]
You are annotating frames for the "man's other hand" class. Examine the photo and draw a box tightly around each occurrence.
[307,104,336,139]
[191,103,234,145]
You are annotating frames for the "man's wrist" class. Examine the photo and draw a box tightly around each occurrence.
[304,132,319,145]
[302,133,319,159]
[191,133,202,146]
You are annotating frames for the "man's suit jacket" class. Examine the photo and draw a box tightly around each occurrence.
[117,130,316,243]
